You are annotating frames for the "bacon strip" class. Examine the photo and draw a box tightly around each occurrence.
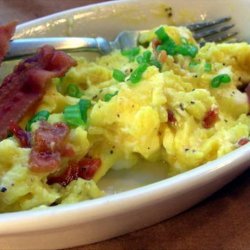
[0,21,17,63]
[0,45,76,139]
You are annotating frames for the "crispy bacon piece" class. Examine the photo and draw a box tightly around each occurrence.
[202,108,219,129]
[30,150,61,173]
[0,45,76,140]
[152,38,161,51]
[167,109,177,124]
[158,50,167,63]
[47,157,101,187]
[0,21,17,63]
[33,121,69,152]
[152,38,161,58]
[237,138,249,146]
[8,120,31,148]
[29,121,73,173]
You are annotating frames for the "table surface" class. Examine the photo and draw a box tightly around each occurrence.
[0,1,249,249]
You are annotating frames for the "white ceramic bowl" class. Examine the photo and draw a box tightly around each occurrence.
[0,0,250,249]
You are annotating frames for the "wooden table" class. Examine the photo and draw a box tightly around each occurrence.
[0,1,249,249]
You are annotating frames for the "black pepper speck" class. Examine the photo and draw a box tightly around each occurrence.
[0,186,7,192]
[179,103,185,111]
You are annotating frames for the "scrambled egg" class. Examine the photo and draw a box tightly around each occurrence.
[0,25,249,212]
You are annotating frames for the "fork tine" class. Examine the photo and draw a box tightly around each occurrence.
[187,16,231,31]
[193,24,235,40]
[205,31,238,43]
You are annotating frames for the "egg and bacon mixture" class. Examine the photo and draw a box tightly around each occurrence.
[0,24,249,213]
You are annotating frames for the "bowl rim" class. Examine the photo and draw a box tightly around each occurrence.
[16,0,137,33]
[1,0,250,235]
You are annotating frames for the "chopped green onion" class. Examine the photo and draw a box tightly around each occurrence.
[155,27,198,58]
[113,69,126,82]
[136,50,152,64]
[157,40,176,56]
[175,44,198,58]
[142,50,152,62]
[26,110,50,131]
[136,55,144,64]
[130,63,148,84]
[79,99,91,123]
[104,91,118,102]
[66,84,82,98]
[63,99,91,127]
[155,26,169,42]
[121,47,140,61]
[135,50,161,70]
[189,60,199,67]
[211,74,231,88]
[63,104,84,127]
[180,37,188,44]
[149,58,162,70]
[204,62,212,72]
[155,27,177,56]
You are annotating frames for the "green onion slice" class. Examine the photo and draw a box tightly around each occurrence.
[136,50,152,64]
[175,44,198,58]
[104,91,119,102]
[211,74,231,88]
[63,104,83,127]
[180,37,188,44]
[156,40,176,56]
[155,27,198,58]
[26,110,50,131]
[142,50,152,62]
[63,99,91,127]
[204,62,212,72]
[155,26,170,42]
[189,60,199,67]
[130,63,148,84]
[149,58,162,70]
[79,99,91,123]
[121,47,140,61]
[66,84,82,98]
[113,69,126,82]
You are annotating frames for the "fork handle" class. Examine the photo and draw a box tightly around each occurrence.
[5,37,112,60]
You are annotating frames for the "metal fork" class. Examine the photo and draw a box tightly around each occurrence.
[5,17,237,61]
